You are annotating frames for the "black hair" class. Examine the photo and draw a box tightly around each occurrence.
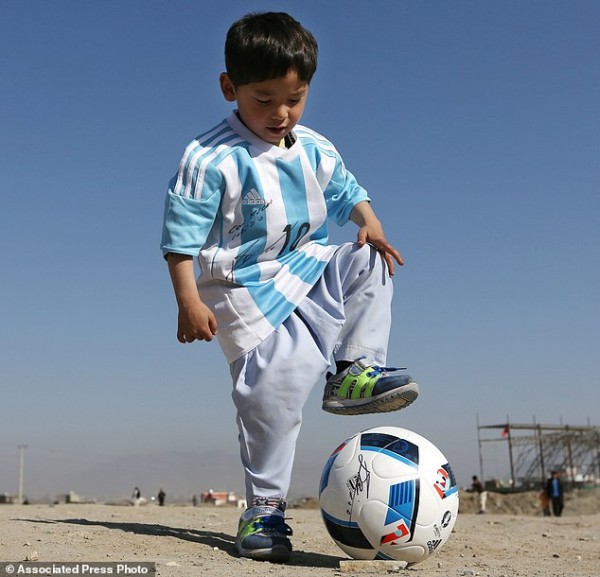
[225,12,318,86]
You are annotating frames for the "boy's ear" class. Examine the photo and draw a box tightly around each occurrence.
[220,73,237,102]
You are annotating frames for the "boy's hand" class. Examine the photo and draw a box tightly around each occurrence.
[177,301,218,343]
[350,201,404,276]
[357,223,404,276]
[167,253,218,343]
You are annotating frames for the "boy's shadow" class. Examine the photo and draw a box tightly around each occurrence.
[22,517,342,568]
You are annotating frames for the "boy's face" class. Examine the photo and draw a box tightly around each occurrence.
[220,70,309,144]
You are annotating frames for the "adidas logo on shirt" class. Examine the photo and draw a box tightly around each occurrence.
[242,189,265,205]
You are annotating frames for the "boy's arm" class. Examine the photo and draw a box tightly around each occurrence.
[166,253,218,343]
[350,200,404,276]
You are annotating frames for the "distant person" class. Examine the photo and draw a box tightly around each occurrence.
[471,475,487,514]
[539,483,551,516]
[157,489,166,506]
[131,486,141,506]
[161,11,419,563]
[546,471,564,516]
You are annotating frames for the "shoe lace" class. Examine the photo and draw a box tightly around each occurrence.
[254,515,293,536]
[366,364,406,377]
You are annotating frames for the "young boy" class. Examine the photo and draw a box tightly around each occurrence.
[161,12,419,563]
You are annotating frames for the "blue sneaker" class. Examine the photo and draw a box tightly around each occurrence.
[322,358,419,415]
[235,499,292,562]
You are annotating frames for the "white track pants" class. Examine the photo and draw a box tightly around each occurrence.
[230,243,394,502]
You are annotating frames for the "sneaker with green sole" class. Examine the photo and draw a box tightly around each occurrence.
[235,504,292,562]
[322,358,419,415]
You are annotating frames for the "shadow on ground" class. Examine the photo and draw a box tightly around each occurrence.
[15,517,343,568]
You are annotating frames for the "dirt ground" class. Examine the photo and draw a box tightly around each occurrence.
[0,490,598,577]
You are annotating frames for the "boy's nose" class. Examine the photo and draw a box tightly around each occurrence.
[272,105,288,121]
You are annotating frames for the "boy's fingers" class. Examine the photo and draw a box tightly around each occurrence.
[385,254,395,276]
[356,229,367,246]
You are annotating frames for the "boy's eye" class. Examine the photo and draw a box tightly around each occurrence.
[256,99,271,105]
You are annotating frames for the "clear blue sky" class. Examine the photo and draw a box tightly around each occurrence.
[1,0,599,500]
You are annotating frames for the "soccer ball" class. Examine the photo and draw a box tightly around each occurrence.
[319,426,459,564]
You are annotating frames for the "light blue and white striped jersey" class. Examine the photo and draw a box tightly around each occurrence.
[161,113,369,362]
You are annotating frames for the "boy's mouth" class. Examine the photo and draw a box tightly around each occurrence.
[267,126,287,138]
